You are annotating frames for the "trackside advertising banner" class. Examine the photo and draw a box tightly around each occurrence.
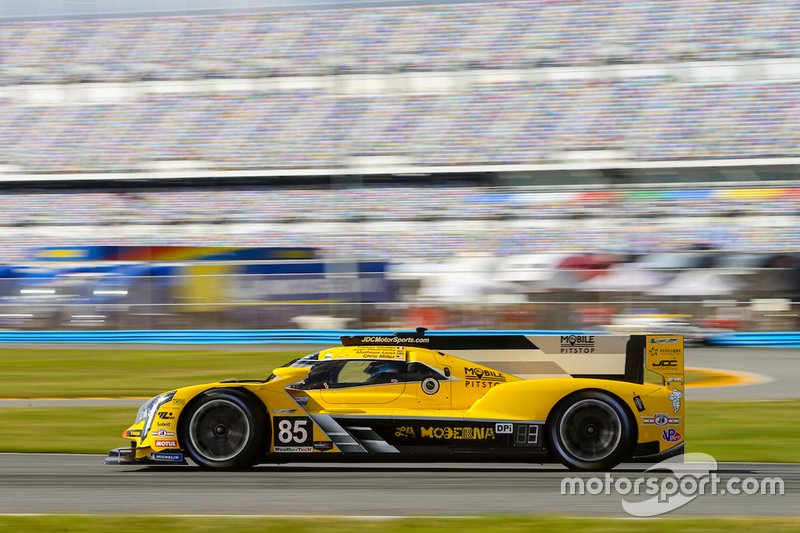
[230,261,395,303]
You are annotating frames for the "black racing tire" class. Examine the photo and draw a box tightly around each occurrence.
[547,390,634,471]
[180,389,266,470]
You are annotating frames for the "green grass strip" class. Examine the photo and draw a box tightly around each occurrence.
[0,348,301,398]
[1,516,800,533]
[0,406,130,454]
[0,400,797,462]
[0,347,796,462]
[686,400,800,463]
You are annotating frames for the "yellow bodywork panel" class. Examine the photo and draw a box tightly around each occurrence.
[643,335,685,453]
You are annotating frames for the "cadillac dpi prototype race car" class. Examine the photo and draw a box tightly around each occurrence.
[106,329,685,471]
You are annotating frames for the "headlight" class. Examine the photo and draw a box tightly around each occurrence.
[136,391,176,437]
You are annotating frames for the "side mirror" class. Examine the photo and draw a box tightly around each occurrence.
[271,366,311,383]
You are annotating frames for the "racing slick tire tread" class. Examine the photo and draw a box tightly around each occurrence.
[179,388,267,470]
[547,390,635,472]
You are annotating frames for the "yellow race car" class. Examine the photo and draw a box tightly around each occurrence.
[106,328,685,471]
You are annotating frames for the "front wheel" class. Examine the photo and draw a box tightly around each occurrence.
[180,389,266,469]
[548,390,634,471]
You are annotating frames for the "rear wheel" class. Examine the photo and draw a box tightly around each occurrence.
[548,390,634,471]
[180,389,266,469]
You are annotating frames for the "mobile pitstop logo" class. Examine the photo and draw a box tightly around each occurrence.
[560,335,595,353]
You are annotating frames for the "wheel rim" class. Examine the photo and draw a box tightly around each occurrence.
[188,399,251,462]
[558,398,622,463]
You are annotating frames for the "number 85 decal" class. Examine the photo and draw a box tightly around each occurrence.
[273,417,313,446]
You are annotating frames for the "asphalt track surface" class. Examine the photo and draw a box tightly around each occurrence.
[686,347,799,400]
[0,453,796,517]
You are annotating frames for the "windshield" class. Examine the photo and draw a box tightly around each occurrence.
[267,352,320,381]
[287,353,321,368]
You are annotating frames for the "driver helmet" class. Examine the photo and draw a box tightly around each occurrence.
[366,361,399,375]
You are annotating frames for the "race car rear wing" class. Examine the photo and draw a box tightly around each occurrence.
[341,329,684,386]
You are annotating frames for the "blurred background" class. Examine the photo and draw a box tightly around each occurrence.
[0,0,799,337]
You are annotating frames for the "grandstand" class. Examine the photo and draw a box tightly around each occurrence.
[0,0,797,331]
[0,0,797,263]
[1,1,800,177]
[0,185,797,262]
[1,1,798,82]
